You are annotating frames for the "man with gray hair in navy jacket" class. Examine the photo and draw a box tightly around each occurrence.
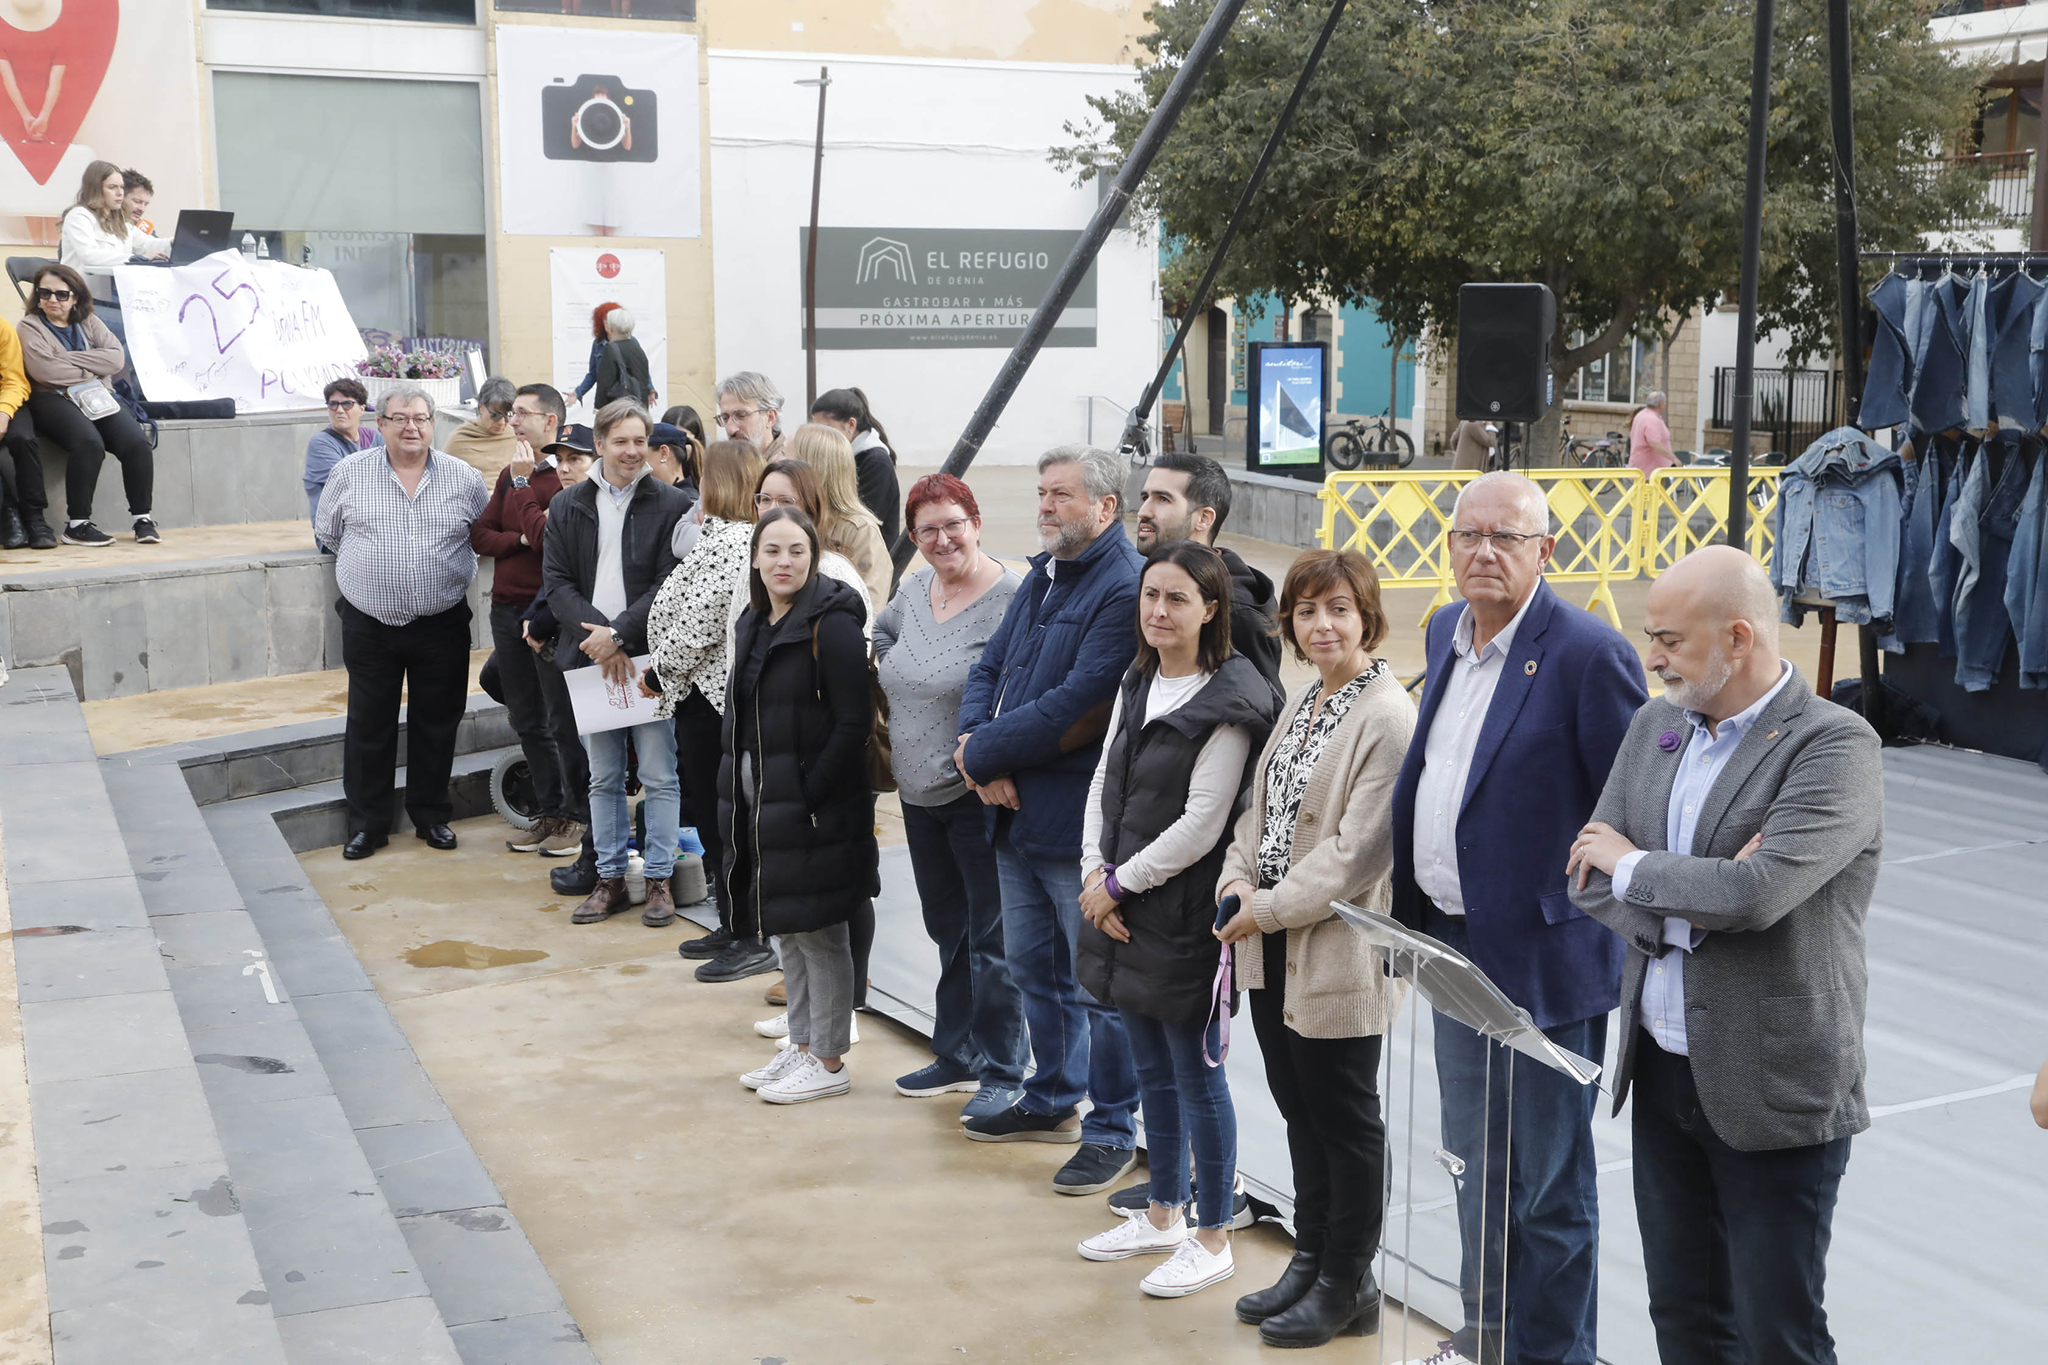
[954,443,1144,1199]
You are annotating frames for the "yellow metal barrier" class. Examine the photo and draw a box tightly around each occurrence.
[1319,468,1644,627]
[1318,464,1784,627]
[1640,466,1781,571]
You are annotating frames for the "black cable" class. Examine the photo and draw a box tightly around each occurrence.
[1117,0,1352,461]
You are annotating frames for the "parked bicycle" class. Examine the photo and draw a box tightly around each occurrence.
[1324,408,1416,469]
[1559,414,1629,468]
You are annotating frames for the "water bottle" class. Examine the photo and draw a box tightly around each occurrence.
[239,232,257,259]
[256,236,270,260]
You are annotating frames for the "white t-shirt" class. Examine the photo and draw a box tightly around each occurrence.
[1081,669,1251,894]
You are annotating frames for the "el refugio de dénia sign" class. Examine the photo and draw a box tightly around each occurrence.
[800,227,1098,350]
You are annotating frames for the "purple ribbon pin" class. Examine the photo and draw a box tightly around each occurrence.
[1658,729,1683,753]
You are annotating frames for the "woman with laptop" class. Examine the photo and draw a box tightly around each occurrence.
[58,161,168,268]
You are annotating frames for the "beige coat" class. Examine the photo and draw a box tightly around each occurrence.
[834,514,894,609]
[443,416,518,487]
[17,313,124,390]
[1218,665,1415,1039]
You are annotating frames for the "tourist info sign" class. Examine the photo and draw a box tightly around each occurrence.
[799,227,1097,349]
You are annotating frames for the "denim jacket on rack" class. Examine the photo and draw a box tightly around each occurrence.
[1928,441,1971,660]
[1914,276,1971,434]
[1950,434,2033,691]
[1772,426,1905,634]
[1861,273,1914,432]
[1988,272,2044,429]
[1892,437,1954,650]
[2003,448,2048,689]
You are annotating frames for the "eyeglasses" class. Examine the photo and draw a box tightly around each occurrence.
[35,288,73,302]
[326,399,359,412]
[380,413,434,428]
[753,492,799,510]
[716,408,766,428]
[1448,529,1544,551]
[912,517,974,545]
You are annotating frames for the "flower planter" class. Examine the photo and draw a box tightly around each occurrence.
[360,375,462,412]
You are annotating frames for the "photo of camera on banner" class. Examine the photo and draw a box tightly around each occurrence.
[497,26,701,239]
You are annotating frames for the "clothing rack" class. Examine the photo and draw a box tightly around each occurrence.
[1864,251,2048,278]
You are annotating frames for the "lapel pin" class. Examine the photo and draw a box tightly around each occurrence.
[1524,659,1538,676]
[1657,730,1683,752]
[1766,729,1779,740]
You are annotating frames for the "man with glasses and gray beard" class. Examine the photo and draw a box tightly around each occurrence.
[712,370,786,460]
[1387,472,1647,1365]
[316,382,490,862]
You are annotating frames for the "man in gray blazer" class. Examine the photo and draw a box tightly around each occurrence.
[1567,545,1881,1365]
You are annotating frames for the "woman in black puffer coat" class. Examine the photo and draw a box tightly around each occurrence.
[719,507,877,1106]
[1074,542,1279,1299]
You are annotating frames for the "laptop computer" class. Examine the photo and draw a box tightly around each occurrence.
[164,210,234,265]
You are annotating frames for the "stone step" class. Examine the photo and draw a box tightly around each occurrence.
[1,550,498,703]
[0,665,289,1364]
[104,722,595,1364]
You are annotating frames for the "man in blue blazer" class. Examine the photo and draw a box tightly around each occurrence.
[1388,472,1647,1365]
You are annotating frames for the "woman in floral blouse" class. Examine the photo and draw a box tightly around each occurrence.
[642,439,766,957]
[1212,548,1416,1350]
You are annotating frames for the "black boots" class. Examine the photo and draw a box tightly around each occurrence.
[1256,1257,1380,1349]
[1234,1250,1321,1324]
[0,498,24,550]
[24,512,56,550]
[550,843,598,897]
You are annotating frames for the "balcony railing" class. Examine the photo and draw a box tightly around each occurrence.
[1932,149,2035,224]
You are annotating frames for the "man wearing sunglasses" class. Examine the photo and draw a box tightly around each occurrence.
[1386,471,1647,1365]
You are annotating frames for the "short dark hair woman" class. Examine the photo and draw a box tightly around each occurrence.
[1214,548,1414,1347]
[721,506,879,1105]
[809,386,900,546]
[305,376,381,543]
[1074,541,1279,1299]
[15,263,159,546]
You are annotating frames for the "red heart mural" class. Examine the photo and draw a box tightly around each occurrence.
[0,0,120,187]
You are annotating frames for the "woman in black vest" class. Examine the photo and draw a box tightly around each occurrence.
[1076,542,1279,1299]
[718,506,878,1105]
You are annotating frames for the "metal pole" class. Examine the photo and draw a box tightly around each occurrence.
[800,67,831,412]
[1727,0,1777,550]
[2033,63,2048,253]
[1826,0,1884,726]
[888,0,1250,572]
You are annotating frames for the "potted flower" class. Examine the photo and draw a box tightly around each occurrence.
[356,345,465,412]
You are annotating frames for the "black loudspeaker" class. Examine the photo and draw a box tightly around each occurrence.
[1457,283,1555,422]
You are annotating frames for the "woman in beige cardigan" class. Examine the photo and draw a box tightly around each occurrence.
[1215,548,1415,1350]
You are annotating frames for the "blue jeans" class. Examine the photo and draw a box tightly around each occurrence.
[1633,1034,1849,1365]
[1121,1010,1236,1228]
[993,835,1138,1147]
[1429,911,1605,1365]
[583,718,678,880]
[902,795,1027,1085]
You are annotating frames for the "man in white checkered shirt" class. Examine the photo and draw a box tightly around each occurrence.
[315,381,489,860]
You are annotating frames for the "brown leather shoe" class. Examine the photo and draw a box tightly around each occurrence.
[764,978,786,1007]
[641,877,675,927]
[572,877,629,924]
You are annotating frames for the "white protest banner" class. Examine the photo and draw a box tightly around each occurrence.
[551,247,667,420]
[565,655,660,735]
[111,251,367,412]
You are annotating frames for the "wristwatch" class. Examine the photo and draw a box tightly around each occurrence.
[511,475,529,489]
[608,628,624,651]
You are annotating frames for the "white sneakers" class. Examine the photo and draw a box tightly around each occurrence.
[1078,1208,1234,1298]
[1139,1236,1235,1298]
[739,1046,808,1091]
[1398,1349,1478,1365]
[758,1053,851,1105]
[1078,1207,1189,1261]
[774,1015,859,1049]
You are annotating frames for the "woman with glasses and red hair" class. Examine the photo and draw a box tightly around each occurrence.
[873,473,1030,1119]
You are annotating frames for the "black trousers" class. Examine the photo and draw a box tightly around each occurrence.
[488,603,570,820]
[533,638,589,825]
[672,686,729,918]
[0,409,49,512]
[1633,1033,1850,1365]
[22,390,153,523]
[1247,935,1388,1265]
[339,598,472,838]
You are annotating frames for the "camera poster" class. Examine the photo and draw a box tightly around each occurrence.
[799,227,1095,350]
[496,24,701,238]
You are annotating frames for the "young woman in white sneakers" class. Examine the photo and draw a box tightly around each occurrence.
[1073,543,1279,1298]
[721,507,878,1104]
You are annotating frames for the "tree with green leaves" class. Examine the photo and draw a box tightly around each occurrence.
[1057,0,1986,449]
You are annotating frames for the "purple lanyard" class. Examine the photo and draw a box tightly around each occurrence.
[1204,893,1242,1067]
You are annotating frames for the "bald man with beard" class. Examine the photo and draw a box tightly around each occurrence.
[1568,545,1882,1365]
